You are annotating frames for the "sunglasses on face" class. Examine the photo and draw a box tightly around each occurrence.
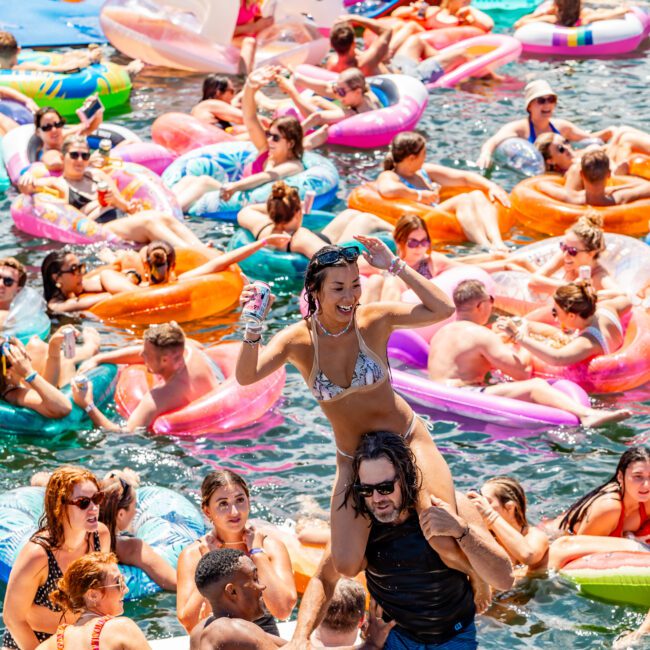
[314,246,360,266]
[333,85,351,98]
[551,306,559,319]
[535,95,557,106]
[66,491,105,510]
[265,131,283,143]
[406,237,430,249]
[59,262,86,275]
[354,476,398,498]
[556,144,570,155]
[0,276,17,288]
[98,574,127,592]
[67,151,91,161]
[40,120,65,132]
[559,242,587,257]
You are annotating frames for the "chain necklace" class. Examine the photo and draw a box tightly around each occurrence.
[314,312,354,337]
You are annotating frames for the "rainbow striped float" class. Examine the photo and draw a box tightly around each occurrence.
[514,6,650,57]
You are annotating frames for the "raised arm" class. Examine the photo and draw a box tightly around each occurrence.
[242,69,274,151]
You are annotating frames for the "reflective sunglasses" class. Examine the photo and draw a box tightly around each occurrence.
[265,131,283,143]
[559,242,587,257]
[98,574,127,592]
[0,276,17,288]
[535,95,557,105]
[354,476,398,498]
[406,237,430,249]
[66,491,105,510]
[67,151,91,161]
[59,262,86,275]
[314,246,360,266]
[40,120,65,132]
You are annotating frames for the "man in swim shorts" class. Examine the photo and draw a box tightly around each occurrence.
[286,430,514,650]
[427,279,629,427]
[73,321,220,432]
[189,548,389,649]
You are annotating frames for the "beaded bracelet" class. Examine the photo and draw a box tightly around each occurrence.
[244,322,263,345]
[249,548,266,556]
[388,257,405,276]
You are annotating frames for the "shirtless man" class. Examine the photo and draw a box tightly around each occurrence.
[427,279,630,427]
[0,257,27,327]
[72,322,220,432]
[538,149,650,206]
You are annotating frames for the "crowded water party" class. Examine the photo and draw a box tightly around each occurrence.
[6,0,650,648]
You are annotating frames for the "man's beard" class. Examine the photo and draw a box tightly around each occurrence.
[369,501,402,523]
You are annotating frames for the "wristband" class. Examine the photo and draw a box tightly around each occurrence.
[388,257,405,277]
[514,321,528,343]
[85,403,95,413]
[454,524,470,543]
[249,547,266,556]
[416,190,422,202]
[24,371,38,384]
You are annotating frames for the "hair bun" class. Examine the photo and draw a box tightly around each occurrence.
[149,250,166,265]
[580,211,604,230]
[271,181,287,200]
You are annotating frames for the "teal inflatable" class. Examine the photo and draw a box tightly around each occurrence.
[162,141,340,221]
[0,138,8,194]
[0,485,204,600]
[0,364,117,436]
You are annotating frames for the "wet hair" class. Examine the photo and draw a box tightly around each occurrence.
[555,0,581,27]
[0,257,26,288]
[393,214,429,250]
[50,552,118,614]
[33,466,101,550]
[41,250,73,302]
[338,67,367,94]
[34,106,65,130]
[330,22,355,54]
[344,431,421,518]
[384,131,426,171]
[195,548,246,597]
[559,446,650,533]
[321,578,365,632]
[99,475,136,553]
[267,181,301,226]
[201,469,250,510]
[143,322,185,350]
[453,279,489,309]
[202,74,232,101]
[484,476,528,530]
[270,115,304,160]
[145,240,176,284]
[568,212,604,258]
[0,31,18,65]
[534,133,567,172]
[581,149,610,183]
[62,134,90,156]
[553,280,597,319]
[303,245,359,319]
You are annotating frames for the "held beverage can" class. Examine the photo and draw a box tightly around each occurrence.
[302,190,316,215]
[73,374,89,393]
[579,265,592,280]
[242,282,271,323]
[63,327,76,359]
[97,181,109,207]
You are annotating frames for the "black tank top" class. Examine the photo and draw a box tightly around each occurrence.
[365,511,475,645]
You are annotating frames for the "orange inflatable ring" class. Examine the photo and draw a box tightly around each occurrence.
[348,183,514,244]
[89,250,244,325]
[628,153,650,181]
[510,175,650,236]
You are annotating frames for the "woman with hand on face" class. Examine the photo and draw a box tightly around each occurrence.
[3,466,111,650]
[34,552,151,650]
[176,470,296,634]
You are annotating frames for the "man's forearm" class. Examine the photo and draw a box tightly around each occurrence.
[458,524,514,590]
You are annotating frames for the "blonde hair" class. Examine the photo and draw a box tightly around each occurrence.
[568,212,604,258]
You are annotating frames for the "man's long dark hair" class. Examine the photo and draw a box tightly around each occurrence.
[343,431,422,518]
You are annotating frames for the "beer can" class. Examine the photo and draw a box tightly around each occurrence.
[74,374,89,393]
[242,282,271,323]
[98,138,112,158]
[63,327,76,359]
[97,181,109,207]
[578,265,592,280]
[302,190,316,215]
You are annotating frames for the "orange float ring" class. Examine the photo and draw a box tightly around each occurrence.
[348,183,514,244]
[628,153,650,181]
[510,175,650,236]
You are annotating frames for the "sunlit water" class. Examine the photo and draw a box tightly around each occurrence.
[2,43,650,648]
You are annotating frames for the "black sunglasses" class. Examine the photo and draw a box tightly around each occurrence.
[354,477,398,498]
[0,276,16,288]
[66,491,105,510]
[59,262,86,275]
[559,242,587,257]
[40,120,65,132]
[535,95,557,105]
[314,246,360,266]
[67,151,91,161]
[265,131,283,142]
[551,306,558,319]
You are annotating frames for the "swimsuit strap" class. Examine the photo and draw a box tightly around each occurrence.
[91,616,111,650]
[254,222,274,240]
[56,624,69,650]
[580,325,609,355]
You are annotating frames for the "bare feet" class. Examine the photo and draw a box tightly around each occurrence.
[126,59,144,78]
[580,409,631,428]
[306,125,329,150]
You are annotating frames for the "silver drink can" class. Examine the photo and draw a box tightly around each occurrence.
[74,374,89,393]
[242,282,271,323]
[302,190,316,215]
[579,265,592,280]
[63,327,76,359]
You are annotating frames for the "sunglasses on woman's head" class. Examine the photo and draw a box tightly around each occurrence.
[559,242,587,257]
[406,237,430,249]
[66,491,105,510]
[67,151,90,160]
[0,276,16,287]
[354,476,398,498]
[265,131,282,142]
[556,144,569,155]
[535,95,557,106]
[40,120,65,132]
[314,246,360,266]
[59,262,86,275]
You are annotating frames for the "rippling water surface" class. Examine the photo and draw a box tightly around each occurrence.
[2,44,650,648]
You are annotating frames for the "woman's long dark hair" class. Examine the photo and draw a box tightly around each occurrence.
[99,476,135,553]
[559,446,650,533]
[202,74,231,101]
[41,250,69,302]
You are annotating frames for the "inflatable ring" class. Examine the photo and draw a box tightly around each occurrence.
[0,99,33,126]
[560,551,650,608]
[162,141,339,221]
[0,484,204,600]
[0,364,117,436]
[4,287,50,344]
[0,53,132,116]
[152,113,236,157]
[292,68,428,148]
[493,137,545,177]
[514,6,650,57]
[347,0,411,19]
[348,183,514,244]
[510,174,650,236]
[628,153,650,181]
[0,138,8,194]
[115,342,286,436]
[364,18,484,49]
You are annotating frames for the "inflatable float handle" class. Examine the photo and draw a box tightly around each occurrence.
[159,0,239,45]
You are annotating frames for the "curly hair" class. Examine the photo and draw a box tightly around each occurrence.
[195,548,246,597]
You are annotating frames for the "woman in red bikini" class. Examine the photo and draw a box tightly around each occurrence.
[35,551,150,650]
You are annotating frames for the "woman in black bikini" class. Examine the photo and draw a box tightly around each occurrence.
[3,466,111,649]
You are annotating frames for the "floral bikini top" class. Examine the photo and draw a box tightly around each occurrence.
[308,316,389,402]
